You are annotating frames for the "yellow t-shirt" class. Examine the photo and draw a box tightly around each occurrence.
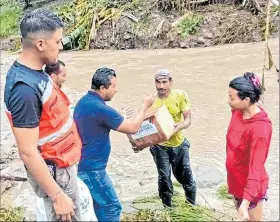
[152,89,191,147]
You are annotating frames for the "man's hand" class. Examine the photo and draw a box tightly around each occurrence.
[120,107,135,119]
[238,200,250,221]
[53,191,75,221]
[130,141,144,153]
[173,110,191,134]
[173,123,182,134]
[142,90,157,108]
[116,90,156,134]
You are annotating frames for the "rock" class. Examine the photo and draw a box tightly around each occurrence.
[1,180,15,194]
[179,41,189,48]
[197,37,206,44]
[0,161,26,179]
[0,36,21,52]
[189,43,197,48]
[202,30,214,39]
[13,182,36,221]
[204,41,212,47]
[122,201,138,214]
[124,32,132,40]
[139,178,153,186]
[194,165,223,188]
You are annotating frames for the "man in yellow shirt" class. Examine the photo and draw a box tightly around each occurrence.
[146,69,196,207]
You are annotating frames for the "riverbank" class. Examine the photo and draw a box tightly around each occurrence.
[0,0,279,51]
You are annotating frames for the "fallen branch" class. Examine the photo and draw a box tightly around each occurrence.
[98,10,114,26]
[241,0,264,14]
[122,12,139,23]
[0,175,27,182]
[153,19,166,38]
[86,10,98,50]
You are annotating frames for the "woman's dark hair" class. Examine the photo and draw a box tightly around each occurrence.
[91,67,116,90]
[229,72,263,104]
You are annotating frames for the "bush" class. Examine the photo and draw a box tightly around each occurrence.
[0,5,23,38]
[216,183,232,200]
[176,13,203,39]
[0,207,24,221]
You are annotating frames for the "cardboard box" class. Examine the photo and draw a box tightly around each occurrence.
[127,105,175,149]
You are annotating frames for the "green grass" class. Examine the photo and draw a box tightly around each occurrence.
[173,181,181,188]
[122,189,225,221]
[170,191,220,221]
[133,195,161,204]
[0,207,24,221]
[216,183,232,200]
[271,5,280,15]
[122,208,171,221]
[0,5,23,38]
[176,13,203,39]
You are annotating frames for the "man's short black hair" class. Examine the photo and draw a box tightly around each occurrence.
[45,60,65,75]
[20,8,64,39]
[91,68,116,90]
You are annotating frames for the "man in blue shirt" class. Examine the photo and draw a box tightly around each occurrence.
[73,67,155,221]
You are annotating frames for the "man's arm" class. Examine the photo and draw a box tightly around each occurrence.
[13,127,63,197]
[101,91,156,134]
[173,110,191,133]
[116,91,156,134]
[8,83,74,220]
[116,104,148,134]
[173,91,192,133]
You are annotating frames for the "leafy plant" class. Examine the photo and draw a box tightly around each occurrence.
[271,5,280,15]
[122,208,171,221]
[176,13,203,39]
[216,183,232,200]
[57,0,131,50]
[0,207,24,221]
[0,5,23,38]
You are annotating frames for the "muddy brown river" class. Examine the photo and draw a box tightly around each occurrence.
[0,38,279,220]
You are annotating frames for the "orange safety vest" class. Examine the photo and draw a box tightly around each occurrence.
[4,65,82,168]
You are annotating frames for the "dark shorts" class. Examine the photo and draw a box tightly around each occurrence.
[234,193,268,210]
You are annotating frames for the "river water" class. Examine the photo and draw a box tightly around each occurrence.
[0,38,279,220]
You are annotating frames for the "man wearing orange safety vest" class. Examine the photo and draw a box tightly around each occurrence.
[44,60,67,89]
[4,9,82,221]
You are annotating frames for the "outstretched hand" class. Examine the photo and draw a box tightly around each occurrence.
[120,106,135,119]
